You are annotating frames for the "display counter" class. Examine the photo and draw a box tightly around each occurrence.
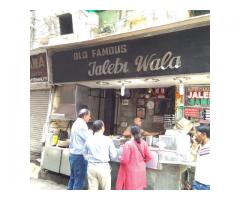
[109,145,195,190]
[110,161,193,190]
[41,143,195,190]
[41,146,71,176]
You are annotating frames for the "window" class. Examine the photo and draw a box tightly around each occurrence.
[58,13,73,35]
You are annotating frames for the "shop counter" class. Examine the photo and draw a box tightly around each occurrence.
[110,147,195,190]
[41,146,70,176]
[41,144,195,190]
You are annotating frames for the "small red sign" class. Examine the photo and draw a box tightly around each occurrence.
[184,108,199,118]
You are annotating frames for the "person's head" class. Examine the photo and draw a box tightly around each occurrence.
[92,120,105,134]
[134,117,142,127]
[195,125,210,145]
[130,125,141,144]
[78,108,91,123]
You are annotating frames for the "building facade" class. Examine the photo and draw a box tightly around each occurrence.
[30,11,210,189]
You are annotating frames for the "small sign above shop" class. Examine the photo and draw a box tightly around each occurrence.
[30,53,48,82]
[185,86,210,107]
[184,108,199,118]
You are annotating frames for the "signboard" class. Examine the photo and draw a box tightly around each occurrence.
[185,86,210,107]
[184,108,199,118]
[30,53,48,82]
[52,26,210,83]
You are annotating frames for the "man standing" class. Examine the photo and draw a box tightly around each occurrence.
[192,125,210,190]
[83,120,117,190]
[122,117,159,137]
[67,109,92,190]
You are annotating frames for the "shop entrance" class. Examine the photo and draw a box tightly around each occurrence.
[103,89,116,135]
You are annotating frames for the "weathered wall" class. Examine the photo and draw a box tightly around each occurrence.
[30,10,99,49]
[75,85,103,121]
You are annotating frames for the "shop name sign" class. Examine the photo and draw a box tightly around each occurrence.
[73,44,181,76]
[185,86,210,106]
[86,51,181,77]
[52,26,210,83]
[30,53,48,82]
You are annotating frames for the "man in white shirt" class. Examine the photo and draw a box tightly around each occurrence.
[67,109,93,190]
[83,120,117,190]
[192,125,210,190]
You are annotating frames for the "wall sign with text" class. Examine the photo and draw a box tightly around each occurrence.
[52,26,210,83]
[185,86,210,107]
[184,108,200,118]
[30,53,48,82]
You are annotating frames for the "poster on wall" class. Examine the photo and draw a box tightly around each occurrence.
[136,107,146,119]
[185,86,210,107]
[137,98,146,106]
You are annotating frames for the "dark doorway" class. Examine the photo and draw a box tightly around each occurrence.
[58,13,73,35]
[103,89,116,136]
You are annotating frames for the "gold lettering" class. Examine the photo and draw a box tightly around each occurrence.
[121,44,127,53]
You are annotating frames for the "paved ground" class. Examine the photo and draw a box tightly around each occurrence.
[30,160,68,190]
[30,177,67,190]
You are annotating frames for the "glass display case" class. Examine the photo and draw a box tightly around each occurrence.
[158,134,192,163]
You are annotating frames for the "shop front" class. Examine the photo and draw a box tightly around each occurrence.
[30,52,52,158]
[41,19,210,189]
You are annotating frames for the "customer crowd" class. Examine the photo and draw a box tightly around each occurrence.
[67,108,210,190]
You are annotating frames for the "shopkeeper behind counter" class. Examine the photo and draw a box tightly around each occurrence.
[122,117,160,138]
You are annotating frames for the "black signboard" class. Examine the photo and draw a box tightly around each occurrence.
[52,26,210,83]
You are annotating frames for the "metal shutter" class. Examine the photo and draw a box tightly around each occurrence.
[30,90,50,153]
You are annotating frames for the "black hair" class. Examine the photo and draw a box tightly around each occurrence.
[78,108,90,118]
[130,125,141,144]
[196,125,210,139]
[92,120,104,134]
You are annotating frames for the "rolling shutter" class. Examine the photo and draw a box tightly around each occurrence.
[30,89,50,153]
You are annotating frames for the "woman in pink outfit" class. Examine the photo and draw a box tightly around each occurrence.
[115,125,153,190]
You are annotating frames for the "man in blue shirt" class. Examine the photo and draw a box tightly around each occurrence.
[67,108,93,190]
[83,120,117,190]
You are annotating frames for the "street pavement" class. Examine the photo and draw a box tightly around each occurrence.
[30,162,68,190]
[30,177,67,190]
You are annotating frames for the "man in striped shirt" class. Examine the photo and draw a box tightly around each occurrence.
[192,125,210,190]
